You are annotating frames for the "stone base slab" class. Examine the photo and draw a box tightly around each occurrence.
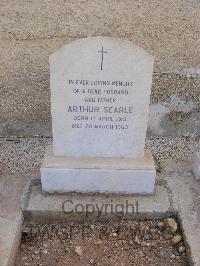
[41,145,156,194]
[23,181,171,222]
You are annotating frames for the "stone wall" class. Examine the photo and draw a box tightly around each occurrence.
[0,0,199,137]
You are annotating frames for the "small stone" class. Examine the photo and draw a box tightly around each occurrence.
[74,246,82,256]
[164,218,177,232]
[111,232,117,237]
[178,246,186,253]
[128,240,134,245]
[32,226,39,235]
[33,250,39,255]
[22,225,31,234]
[134,235,141,245]
[163,232,173,240]
[89,259,94,264]
[94,239,103,245]
[65,247,70,253]
[144,234,151,241]
[141,241,149,247]
[170,254,176,260]
[42,249,48,255]
[157,222,165,230]
[171,235,182,245]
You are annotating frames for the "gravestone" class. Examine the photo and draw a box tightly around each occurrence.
[41,37,156,193]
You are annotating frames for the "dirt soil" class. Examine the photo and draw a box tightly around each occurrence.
[15,219,188,266]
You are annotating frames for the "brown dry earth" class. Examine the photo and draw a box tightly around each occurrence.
[15,219,188,266]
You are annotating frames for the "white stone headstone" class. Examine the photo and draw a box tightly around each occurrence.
[50,37,154,158]
[41,37,156,194]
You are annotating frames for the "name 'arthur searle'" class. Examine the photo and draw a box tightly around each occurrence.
[67,105,133,114]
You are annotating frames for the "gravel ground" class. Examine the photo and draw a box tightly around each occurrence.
[0,137,50,175]
[15,218,188,266]
[0,136,199,175]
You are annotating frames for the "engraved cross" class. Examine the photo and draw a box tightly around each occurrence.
[98,46,108,71]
